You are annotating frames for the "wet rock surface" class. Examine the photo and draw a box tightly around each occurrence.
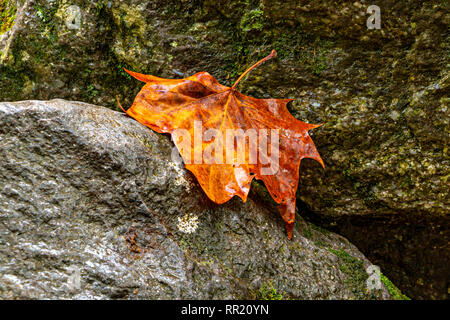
[0,100,393,299]
[0,0,448,299]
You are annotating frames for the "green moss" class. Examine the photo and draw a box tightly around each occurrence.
[314,240,326,248]
[106,48,142,110]
[299,37,333,75]
[178,239,190,252]
[240,8,264,33]
[95,0,107,15]
[310,223,331,235]
[311,53,327,75]
[85,84,99,98]
[269,28,305,60]
[328,248,369,299]
[0,64,26,99]
[0,0,16,35]
[33,1,60,39]
[303,227,312,239]
[380,273,410,300]
[34,4,54,24]
[115,62,132,80]
[253,281,283,300]
[214,220,225,231]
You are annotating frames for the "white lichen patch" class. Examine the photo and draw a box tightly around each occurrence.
[65,5,82,30]
[169,148,191,191]
[389,110,400,121]
[177,213,199,234]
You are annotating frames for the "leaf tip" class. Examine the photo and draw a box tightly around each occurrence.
[318,157,326,169]
[116,95,128,114]
[286,222,294,240]
[308,123,323,130]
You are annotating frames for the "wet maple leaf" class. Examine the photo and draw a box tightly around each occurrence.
[118,50,324,239]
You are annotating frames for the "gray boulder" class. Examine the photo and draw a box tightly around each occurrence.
[0,99,394,299]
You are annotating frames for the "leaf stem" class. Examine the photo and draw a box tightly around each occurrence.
[231,50,277,90]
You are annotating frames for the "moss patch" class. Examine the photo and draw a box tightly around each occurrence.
[0,0,17,35]
[328,248,369,299]
[380,273,410,300]
[240,8,264,33]
[252,281,284,300]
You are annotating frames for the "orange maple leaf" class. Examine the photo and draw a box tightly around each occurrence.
[118,50,324,239]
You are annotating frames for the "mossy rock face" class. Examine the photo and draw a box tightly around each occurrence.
[0,0,448,299]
